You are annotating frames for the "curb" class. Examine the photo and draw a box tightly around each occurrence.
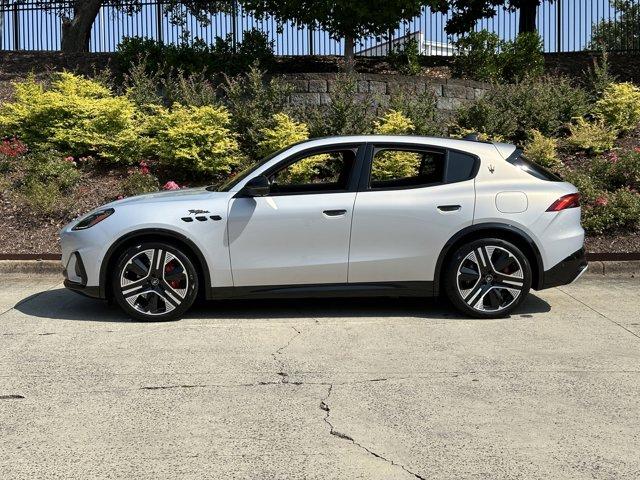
[0,260,61,275]
[0,259,637,278]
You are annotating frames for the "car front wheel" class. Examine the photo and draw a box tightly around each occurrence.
[111,242,198,321]
[444,238,532,318]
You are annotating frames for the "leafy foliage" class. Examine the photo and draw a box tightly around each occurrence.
[121,169,160,196]
[387,38,422,75]
[595,82,640,133]
[221,67,293,159]
[388,88,443,136]
[567,117,618,154]
[372,110,418,180]
[256,113,310,158]
[524,130,559,168]
[142,103,240,178]
[116,29,274,77]
[455,76,589,142]
[590,0,640,51]
[306,73,377,137]
[0,73,139,162]
[452,30,544,82]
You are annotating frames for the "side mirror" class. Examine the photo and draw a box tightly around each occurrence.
[240,175,270,197]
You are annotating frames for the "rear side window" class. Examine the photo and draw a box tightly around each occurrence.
[370,149,445,189]
[446,151,478,183]
[507,149,562,181]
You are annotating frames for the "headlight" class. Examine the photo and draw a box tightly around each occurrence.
[72,208,114,231]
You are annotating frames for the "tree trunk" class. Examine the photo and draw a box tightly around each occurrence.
[343,35,355,70]
[518,0,538,34]
[61,0,103,53]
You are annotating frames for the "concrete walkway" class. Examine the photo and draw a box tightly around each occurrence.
[0,273,639,479]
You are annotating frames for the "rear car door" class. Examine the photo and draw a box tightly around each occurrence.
[227,144,364,286]
[348,143,478,284]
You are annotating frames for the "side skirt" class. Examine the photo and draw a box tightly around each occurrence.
[208,281,435,300]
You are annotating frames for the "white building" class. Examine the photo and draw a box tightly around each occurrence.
[356,31,455,57]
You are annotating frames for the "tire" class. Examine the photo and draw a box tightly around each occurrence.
[443,238,532,319]
[111,242,199,321]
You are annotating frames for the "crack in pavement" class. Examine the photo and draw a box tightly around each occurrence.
[272,325,302,384]
[558,287,640,341]
[320,384,427,480]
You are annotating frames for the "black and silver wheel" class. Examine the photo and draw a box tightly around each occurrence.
[444,239,531,318]
[111,242,198,321]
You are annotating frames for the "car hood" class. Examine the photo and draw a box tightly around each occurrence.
[105,187,227,207]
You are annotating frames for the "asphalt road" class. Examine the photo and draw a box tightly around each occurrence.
[1,272,639,479]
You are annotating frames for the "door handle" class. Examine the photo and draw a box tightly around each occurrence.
[438,205,461,212]
[323,209,347,217]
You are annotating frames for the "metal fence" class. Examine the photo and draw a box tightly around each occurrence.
[0,0,636,55]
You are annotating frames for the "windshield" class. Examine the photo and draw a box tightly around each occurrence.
[208,148,288,192]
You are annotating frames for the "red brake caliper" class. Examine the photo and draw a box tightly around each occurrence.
[165,262,180,289]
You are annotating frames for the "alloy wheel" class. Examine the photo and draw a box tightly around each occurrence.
[456,245,525,313]
[119,248,189,316]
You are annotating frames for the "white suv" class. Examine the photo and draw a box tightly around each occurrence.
[60,135,587,321]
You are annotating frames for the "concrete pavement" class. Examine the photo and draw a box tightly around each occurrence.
[0,273,639,479]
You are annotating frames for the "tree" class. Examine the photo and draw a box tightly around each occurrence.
[590,0,640,51]
[39,0,231,53]
[240,0,432,61]
[427,0,552,35]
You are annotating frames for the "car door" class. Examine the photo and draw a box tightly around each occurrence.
[348,143,477,284]
[227,144,364,287]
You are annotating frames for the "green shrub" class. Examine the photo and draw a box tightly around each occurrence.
[373,110,414,135]
[387,38,422,75]
[586,48,617,100]
[25,153,81,191]
[143,103,239,178]
[116,30,274,78]
[452,30,544,83]
[567,117,617,154]
[500,32,545,83]
[20,179,66,215]
[256,113,309,158]
[588,150,640,191]
[0,73,139,162]
[306,73,377,138]
[452,30,503,82]
[121,169,159,196]
[221,67,293,159]
[524,130,560,169]
[455,76,589,142]
[595,82,640,133]
[388,88,443,136]
[581,188,640,235]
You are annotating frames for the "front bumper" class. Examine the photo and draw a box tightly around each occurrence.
[62,251,103,299]
[539,248,588,290]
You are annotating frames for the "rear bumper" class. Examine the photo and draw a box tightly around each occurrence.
[539,248,588,290]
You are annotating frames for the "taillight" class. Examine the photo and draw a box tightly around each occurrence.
[546,193,580,212]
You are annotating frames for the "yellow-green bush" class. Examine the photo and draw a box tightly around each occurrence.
[524,130,560,168]
[595,82,640,133]
[256,113,309,158]
[143,103,240,177]
[371,111,419,180]
[0,73,139,162]
[374,110,414,135]
[567,117,617,154]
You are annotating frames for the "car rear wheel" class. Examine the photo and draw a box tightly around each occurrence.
[444,239,532,318]
[111,242,198,321]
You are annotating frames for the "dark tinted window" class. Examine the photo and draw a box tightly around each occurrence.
[507,149,562,181]
[370,149,445,189]
[446,151,477,183]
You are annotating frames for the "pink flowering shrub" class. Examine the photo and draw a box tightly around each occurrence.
[0,138,28,158]
[163,181,180,190]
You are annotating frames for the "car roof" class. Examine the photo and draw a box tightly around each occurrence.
[291,135,516,160]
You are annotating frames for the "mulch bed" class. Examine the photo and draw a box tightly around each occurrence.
[0,167,127,255]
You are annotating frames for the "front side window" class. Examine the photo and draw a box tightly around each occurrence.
[268,149,357,194]
[369,148,446,189]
